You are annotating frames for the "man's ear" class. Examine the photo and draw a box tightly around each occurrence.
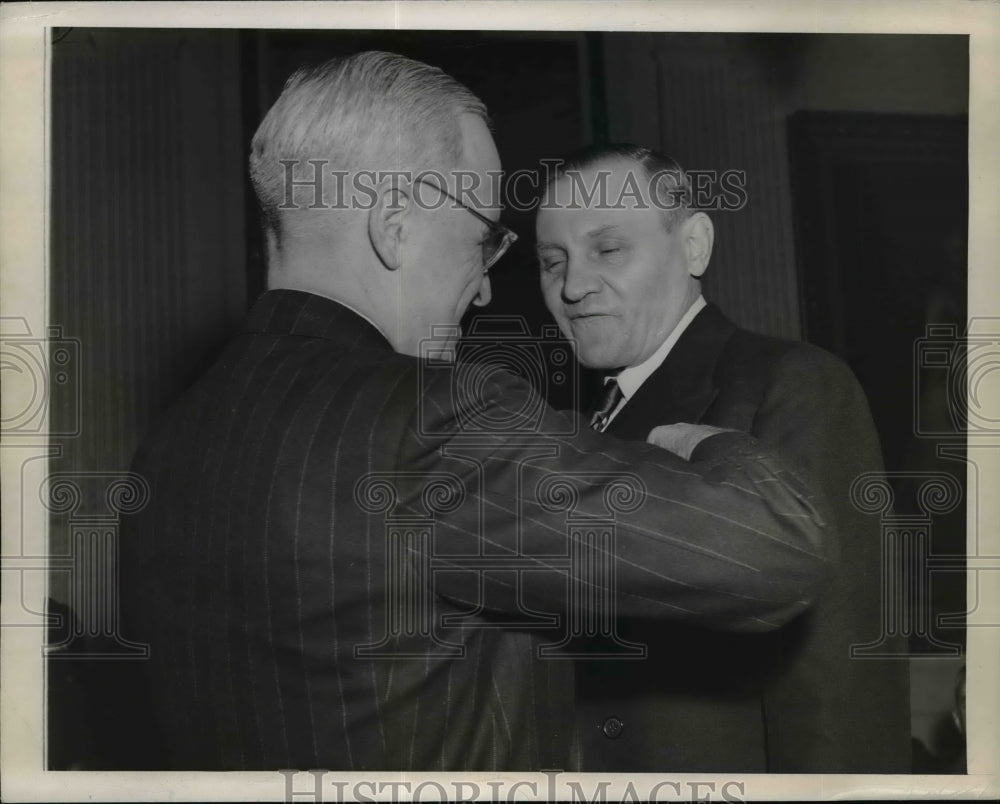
[471,275,492,308]
[368,186,410,271]
[682,212,714,279]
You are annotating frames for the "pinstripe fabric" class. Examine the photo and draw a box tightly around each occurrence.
[119,290,832,770]
[575,304,910,772]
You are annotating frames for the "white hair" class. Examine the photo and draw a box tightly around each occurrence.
[249,51,489,243]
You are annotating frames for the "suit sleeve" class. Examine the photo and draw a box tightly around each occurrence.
[748,345,911,772]
[392,363,834,633]
[750,345,883,528]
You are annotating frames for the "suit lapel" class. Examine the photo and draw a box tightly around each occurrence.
[606,304,736,441]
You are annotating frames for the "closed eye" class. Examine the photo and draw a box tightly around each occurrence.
[537,247,566,272]
[595,240,627,259]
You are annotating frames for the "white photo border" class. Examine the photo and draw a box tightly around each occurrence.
[1,1,997,800]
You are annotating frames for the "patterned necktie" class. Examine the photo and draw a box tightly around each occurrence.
[587,378,624,432]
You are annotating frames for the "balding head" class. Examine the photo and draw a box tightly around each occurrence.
[536,145,714,370]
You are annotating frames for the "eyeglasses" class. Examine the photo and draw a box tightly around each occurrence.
[413,176,519,272]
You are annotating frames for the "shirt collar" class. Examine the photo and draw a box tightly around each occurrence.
[615,295,707,401]
[323,295,391,343]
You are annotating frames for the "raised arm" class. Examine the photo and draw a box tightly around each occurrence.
[396,364,833,632]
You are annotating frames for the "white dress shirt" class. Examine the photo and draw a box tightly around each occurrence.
[603,295,707,428]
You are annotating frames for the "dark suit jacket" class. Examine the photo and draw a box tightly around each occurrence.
[119,290,832,771]
[575,303,911,772]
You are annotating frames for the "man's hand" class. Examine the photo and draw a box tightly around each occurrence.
[647,423,735,460]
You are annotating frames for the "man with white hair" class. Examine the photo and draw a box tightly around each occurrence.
[120,53,833,771]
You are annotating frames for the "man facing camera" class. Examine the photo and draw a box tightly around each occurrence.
[120,58,833,772]
[536,144,910,773]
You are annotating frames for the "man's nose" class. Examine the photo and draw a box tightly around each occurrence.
[561,258,601,302]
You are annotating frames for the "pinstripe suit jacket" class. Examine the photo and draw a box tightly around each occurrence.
[575,303,911,773]
[120,289,832,771]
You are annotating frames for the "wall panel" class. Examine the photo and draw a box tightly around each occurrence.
[604,33,801,339]
[49,29,247,604]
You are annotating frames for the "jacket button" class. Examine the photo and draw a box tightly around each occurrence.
[602,716,624,739]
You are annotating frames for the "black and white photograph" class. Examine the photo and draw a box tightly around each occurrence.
[1,2,997,801]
